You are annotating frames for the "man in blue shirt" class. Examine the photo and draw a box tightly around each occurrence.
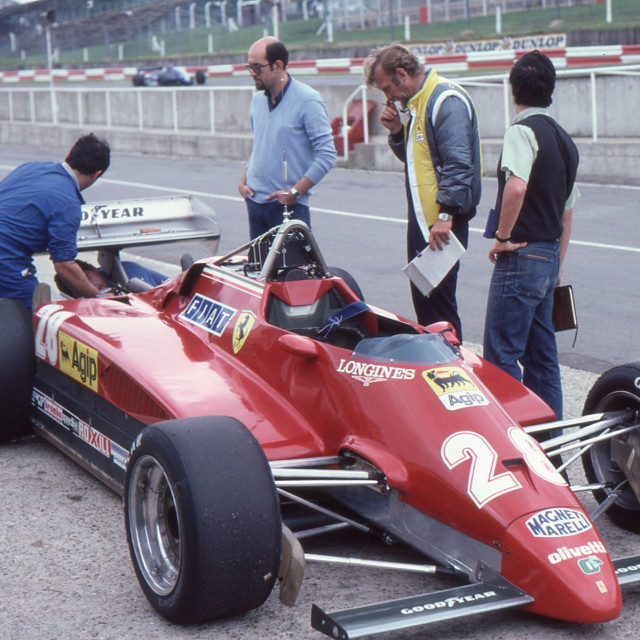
[0,133,111,309]
[238,37,336,239]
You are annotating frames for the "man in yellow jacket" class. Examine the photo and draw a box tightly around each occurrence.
[366,44,482,341]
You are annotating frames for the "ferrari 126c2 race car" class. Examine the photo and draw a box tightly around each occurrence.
[2,195,640,639]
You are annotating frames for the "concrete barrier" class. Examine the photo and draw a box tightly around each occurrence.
[1,68,638,185]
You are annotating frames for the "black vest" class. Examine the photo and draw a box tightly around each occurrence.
[494,114,579,243]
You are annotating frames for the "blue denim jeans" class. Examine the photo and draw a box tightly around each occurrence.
[483,241,562,419]
[246,199,311,239]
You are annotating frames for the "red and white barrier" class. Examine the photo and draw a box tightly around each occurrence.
[1,45,639,83]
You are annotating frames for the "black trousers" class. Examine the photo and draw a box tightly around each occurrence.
[407,212,470,342]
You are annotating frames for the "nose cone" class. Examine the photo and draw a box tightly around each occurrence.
[501,508,621,623]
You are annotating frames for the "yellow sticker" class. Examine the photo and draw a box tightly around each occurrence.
[423,366,489,411]
[232,311,256,354]
[596,580,608,594]
[58,331,99,392]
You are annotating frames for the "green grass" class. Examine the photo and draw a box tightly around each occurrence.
[3,0,639,68]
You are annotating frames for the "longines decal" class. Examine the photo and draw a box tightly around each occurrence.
[180,293,236,336]
[58,331,99,392]
[423,366,489,411]
[336,358,415,387]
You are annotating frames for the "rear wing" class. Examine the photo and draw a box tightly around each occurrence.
[78,195,220,253]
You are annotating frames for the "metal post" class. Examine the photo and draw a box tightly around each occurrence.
[273,3,280,39]
[502,75,511,131]
[590,71,598,142]
[45,26,57,125]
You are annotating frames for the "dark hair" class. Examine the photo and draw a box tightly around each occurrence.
[266,40,289,69]
[365,43,423,88]
[509,50,556,108]
[74,258,99,273]
[66,133,111,176]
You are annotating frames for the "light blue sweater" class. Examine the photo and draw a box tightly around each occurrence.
[246,77,337,205]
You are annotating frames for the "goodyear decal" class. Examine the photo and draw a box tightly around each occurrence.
[526,508,592,538]
[423,367,489,411]
[58,331,99,392]
[180,293,236,336]
[400,590,498,616]
[232,311,256,354]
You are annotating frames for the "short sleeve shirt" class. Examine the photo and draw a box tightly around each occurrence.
[502,107,579,210]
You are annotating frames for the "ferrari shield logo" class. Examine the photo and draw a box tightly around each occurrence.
[423,366,489,411]
[232,311,256,354]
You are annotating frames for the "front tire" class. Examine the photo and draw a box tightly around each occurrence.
[0,298,35,442]
[124,416,282,624]
[582,362,640,532]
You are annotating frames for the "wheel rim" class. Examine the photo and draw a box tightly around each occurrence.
[591,390,640,512]
[128,455,181,596]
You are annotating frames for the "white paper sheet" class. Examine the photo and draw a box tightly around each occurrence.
[402,233,466,296]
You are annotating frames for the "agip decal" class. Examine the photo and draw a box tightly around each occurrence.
[232,311,256,354]
[423,367,489,411]
[58,331,99,392]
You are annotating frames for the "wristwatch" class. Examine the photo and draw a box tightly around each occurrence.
[289,187,302,200]
[437,213,453,222]
[495,232,511,243]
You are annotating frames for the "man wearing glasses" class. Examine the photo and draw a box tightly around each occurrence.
[238,37,336,239]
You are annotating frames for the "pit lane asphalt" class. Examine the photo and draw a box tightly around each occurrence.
[1,147,639,639]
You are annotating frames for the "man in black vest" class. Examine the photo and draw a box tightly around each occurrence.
[483,50,579,420]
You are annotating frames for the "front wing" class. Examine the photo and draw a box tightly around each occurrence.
[310,555,640,639]
[311,569,532,640]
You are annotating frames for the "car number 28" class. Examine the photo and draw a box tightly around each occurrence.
[34,305,74,366]
[441,428,566,509]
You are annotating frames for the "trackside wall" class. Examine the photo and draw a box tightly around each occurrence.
[0,72,638,185]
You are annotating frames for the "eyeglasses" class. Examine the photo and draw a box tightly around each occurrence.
[246,62,271,75]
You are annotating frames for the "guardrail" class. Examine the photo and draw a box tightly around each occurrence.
[1,62,639,158]
[337,62,640,158]
[0,84,254,135]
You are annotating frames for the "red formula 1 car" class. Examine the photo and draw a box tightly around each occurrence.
[2,197,640,638]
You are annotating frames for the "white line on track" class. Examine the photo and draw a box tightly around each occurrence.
[102,177,640,254]
[2,167,639,254]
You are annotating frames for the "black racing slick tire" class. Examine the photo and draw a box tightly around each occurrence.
[124,416,282,624]
[0,298,35,442]
[582,362,640,532]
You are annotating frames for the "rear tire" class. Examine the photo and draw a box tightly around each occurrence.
[125,416,282,624]
[582,362,640,532]
[0,298,35,442]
